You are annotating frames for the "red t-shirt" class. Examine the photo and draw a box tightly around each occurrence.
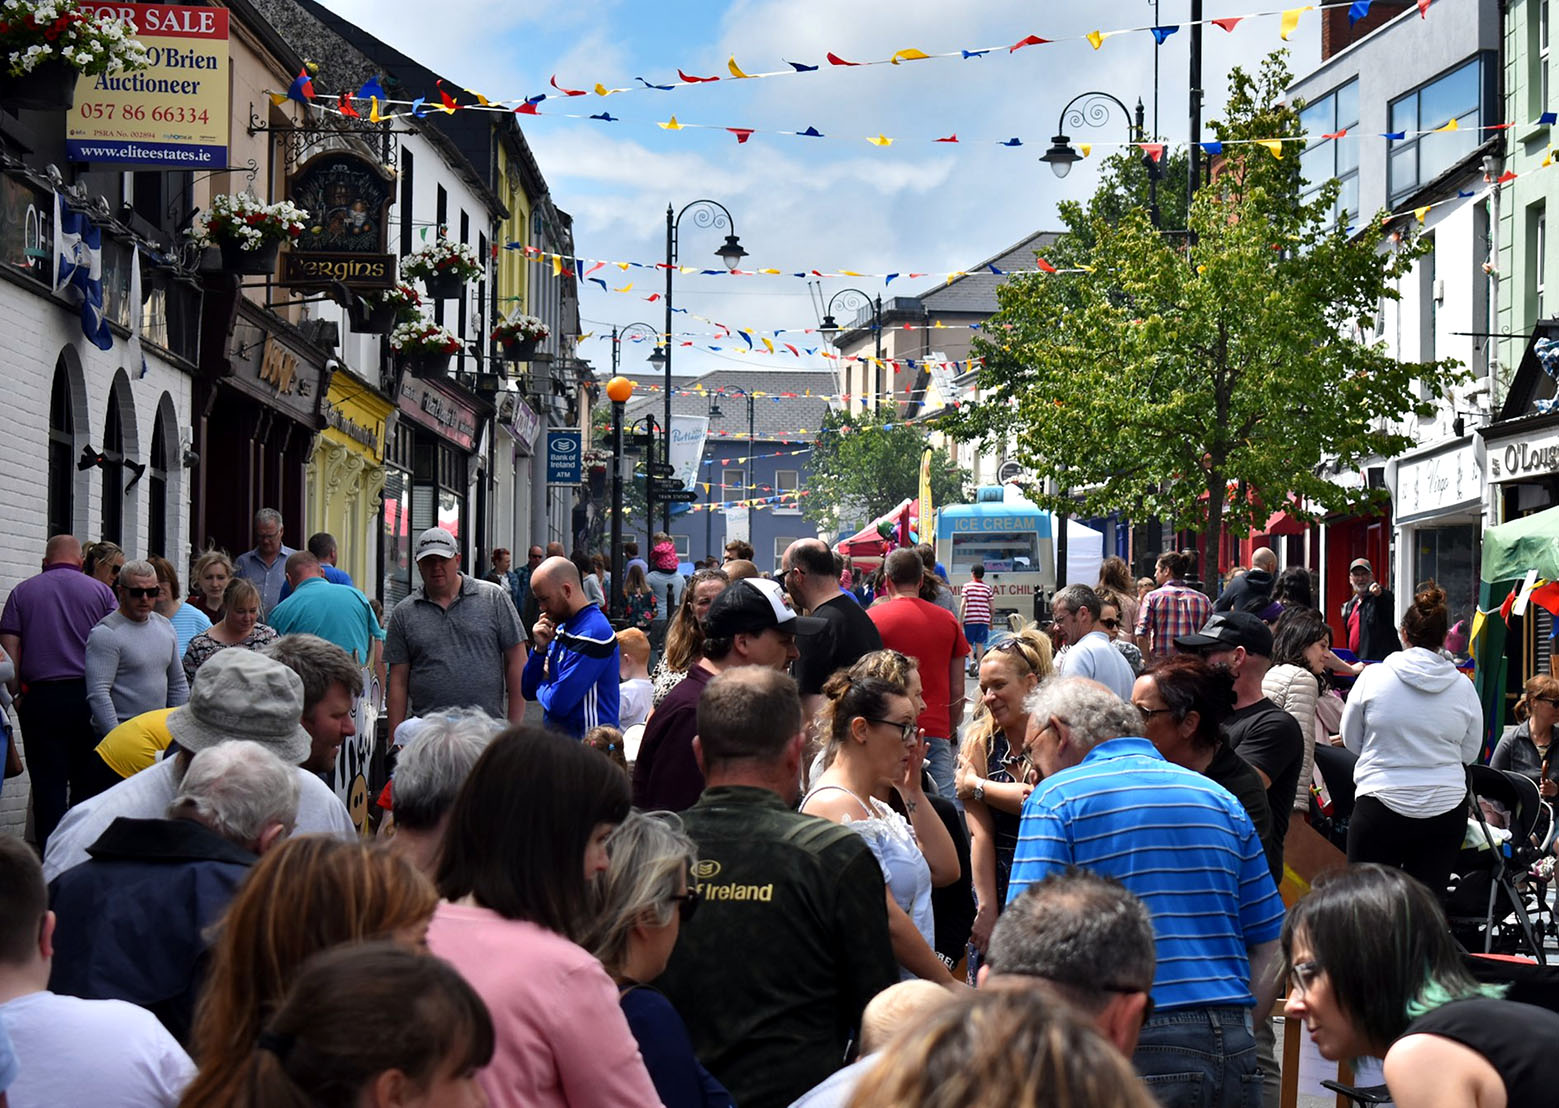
[868,596,970,739]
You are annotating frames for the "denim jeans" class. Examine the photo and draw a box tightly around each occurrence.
[922,736,958,810]
[1133,1005,1262,1108]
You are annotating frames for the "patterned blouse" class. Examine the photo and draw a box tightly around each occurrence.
[183,624,280,684]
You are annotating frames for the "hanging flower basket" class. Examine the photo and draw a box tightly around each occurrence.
[0,57,78,110]
[402,235,482,300]
[219,237,279,275]
[493,313,549,361]
[0,0,150,111]
[391,319,461,378]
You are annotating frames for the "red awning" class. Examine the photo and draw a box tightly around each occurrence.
[1263,508,1309,536]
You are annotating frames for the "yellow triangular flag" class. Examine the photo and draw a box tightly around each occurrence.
[613,283,634,293]
[759,268,780,274]
[1079,143,1091,158]
[1414,205,1431,224]
[840,270,864,277]
[762,337,774,353]
[868,134,893,146]
[1545,149,1555,168]
[1257,139,1284,158]
[1435,117,1459,132]
[659,116,682,130]
[891,48,930,64]
[1469,609,1487,659]
[1280,6,1312,40]
[1086,30,1106,49]
[269,92,288,107]
[728,57,751,78]
[551,254,563,277]
[616,261,631,270]
[369,97,381,123]
[594,83,617,96]
[468,89,491,106]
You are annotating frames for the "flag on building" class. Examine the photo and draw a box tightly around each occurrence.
[53,193,113,351]
[917,444,933,545]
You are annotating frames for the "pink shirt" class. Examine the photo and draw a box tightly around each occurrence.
[427,902,664,1108]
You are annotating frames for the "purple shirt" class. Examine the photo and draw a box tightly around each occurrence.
[0,563,118,682]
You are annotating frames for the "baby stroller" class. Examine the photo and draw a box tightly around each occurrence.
[1445,765,1554,964]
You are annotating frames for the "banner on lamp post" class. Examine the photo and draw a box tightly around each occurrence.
[668,415,709,491]
[67,4,231,168]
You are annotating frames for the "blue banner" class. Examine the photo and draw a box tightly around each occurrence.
[546,430,582,484]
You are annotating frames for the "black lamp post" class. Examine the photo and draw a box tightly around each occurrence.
[819,288,883,409]
[605,375,635,623]
[664,199,746,532]
[1040,91,1160,228]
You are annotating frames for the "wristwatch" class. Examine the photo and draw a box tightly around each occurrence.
[972,779,986,804]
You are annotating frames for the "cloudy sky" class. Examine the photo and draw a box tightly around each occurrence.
[320,0,1323,380]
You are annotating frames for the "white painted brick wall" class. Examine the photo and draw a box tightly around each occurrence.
[0,277,195,838]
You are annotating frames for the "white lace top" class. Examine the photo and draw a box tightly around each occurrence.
[802,784,935,979]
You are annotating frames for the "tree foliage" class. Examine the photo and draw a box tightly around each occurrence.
[805,407,970,534]
[940,52,1462,548]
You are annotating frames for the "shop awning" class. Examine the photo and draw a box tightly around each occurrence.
[836,499,917,558]
[1479,505,1559,583]
[1262,507,1309,536]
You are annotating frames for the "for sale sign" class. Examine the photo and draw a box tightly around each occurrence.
[66,4,230,168]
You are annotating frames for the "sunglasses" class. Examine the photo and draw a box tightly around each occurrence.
[1100,618,1121,629]
[668,888,700,923]
[866,718,920,744]
[122,586,160,599]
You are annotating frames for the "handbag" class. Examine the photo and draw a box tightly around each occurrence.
[3,715,21,779]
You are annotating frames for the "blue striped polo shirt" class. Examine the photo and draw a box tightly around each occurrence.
[1006,737,1284,1012]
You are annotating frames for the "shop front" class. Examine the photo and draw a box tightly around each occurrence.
[307,367,392,589]
[382,374,488,604]
[1388,437,1483,646]
[492,392,542,554]
[191,284,329,557]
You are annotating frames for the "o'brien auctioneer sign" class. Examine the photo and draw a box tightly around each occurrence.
[66,4,230,167]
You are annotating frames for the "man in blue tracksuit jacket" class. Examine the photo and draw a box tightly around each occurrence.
[521,556,620,737]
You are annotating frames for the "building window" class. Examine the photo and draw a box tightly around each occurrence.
[723,467,746,495]
[101,391,124,544]
[48,360,75,539]
[672,534,690,558]
[1418,233,1436,397]
[1388,58,1486,205]
[1535,1,1552,118]
[1536,206,1549,320]
[773,536,798,574]
[1299,78,1360,226]
[398,148,414,257]
[148,408,168,556]
[774,468,800,514]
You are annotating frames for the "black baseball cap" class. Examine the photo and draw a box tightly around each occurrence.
[703,578,825,638]
[1174,610,1273,656]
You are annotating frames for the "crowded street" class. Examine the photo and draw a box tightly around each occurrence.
[9,1,1559,1106]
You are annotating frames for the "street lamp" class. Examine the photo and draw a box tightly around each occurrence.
[1040,91,1160,228]
[664,199,746,531]
[605,375,635,623]
[819,288,883,410]
[611,321,660,380]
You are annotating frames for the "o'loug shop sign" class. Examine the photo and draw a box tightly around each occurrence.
[67,4,229,168]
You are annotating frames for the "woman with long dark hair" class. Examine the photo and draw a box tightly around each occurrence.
[1340,582,1482,894]
[1283,865,1559,1105]
[1263,608,1333,816]
[621,564,657,634]
[427,725,657,1107]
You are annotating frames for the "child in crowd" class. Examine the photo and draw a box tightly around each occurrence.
[617,628,653,729]
[584,726,629,777]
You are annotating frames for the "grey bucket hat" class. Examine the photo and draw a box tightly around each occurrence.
[166,648,310,765]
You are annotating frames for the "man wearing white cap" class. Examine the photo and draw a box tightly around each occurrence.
[41,649,354,883]
[1341,557,1399,663]
[384,527,527,743]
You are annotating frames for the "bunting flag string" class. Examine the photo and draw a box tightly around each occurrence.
[277,0,1404,116]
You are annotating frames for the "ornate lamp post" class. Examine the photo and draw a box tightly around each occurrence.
[819,288,883,409]
[664,199,746,530]
[1040,91,1160,229]
[605,375,635,623]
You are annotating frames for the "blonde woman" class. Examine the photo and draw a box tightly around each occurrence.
[955,629,1052,962]
[1492,674,1559,798]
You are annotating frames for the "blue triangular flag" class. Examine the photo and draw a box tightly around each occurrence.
[358,75,386,102]
[1202,141,1224,155]
[1383,130,1406,140]
[589,277,607,291]
[988,264,1004,275]
[885,273,898,284]
[590,112,617,121]
[411,97,428,118]
[1150,25,1179,44]
[786,60,819,72]
[798,126,823,137]
[286,69,314,104]
[961,49,990,58]
[1348,0,1371,23]
[635,77,675,91]
[1541,111,1558,125]
[999,137,1022,147]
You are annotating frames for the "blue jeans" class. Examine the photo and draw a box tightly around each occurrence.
[1133,1005,1262,1108]
[923,736,957,810]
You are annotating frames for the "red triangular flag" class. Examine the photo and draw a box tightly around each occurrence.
[1010,34,1050,52]
[1418,0,1431,16]
[934,134,959,142]
[1140,142,1165,163]
[1529,581,1559,616]
[338,92,359,118]
[1210,16,1242,30]
[1035,257,1057,273]
[1501,587,1519,623]
[1499,170,1518,182]
[678,69,720,83]
[727,128,754,143]
[515,101,538,115]
[1322,129,1346,140]
[826,52,860,66]
[550,75,586,96]
[438,82,460,112]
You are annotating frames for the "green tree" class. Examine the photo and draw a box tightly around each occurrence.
[941,52,1461,551]
[805,407,970,535]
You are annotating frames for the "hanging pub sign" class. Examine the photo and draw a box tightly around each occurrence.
[67,3,231,168]
[282,150,396,289]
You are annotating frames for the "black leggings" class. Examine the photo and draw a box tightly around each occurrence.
[1347,794,1467,897]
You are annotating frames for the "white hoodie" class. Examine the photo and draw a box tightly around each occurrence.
[1341,646,1482,817]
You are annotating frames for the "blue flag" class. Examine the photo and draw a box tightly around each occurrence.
[53,193,113,351]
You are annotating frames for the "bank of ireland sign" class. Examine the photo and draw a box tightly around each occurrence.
[546,430,582,484]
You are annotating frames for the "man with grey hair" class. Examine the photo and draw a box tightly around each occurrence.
[84,559,188,738]
[43,649,354,883]
[383,708,504,875]
[980,869,1156,1055]
[46,741,298,1042]
[1052,584,1134,700]
[234,507,295,617]
[1009,676,1284,1106]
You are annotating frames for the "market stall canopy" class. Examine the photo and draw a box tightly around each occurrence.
[836,498,917,558]
[1481,505,1559,583]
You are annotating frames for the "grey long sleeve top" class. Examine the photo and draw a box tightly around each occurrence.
[84,611,189,735]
